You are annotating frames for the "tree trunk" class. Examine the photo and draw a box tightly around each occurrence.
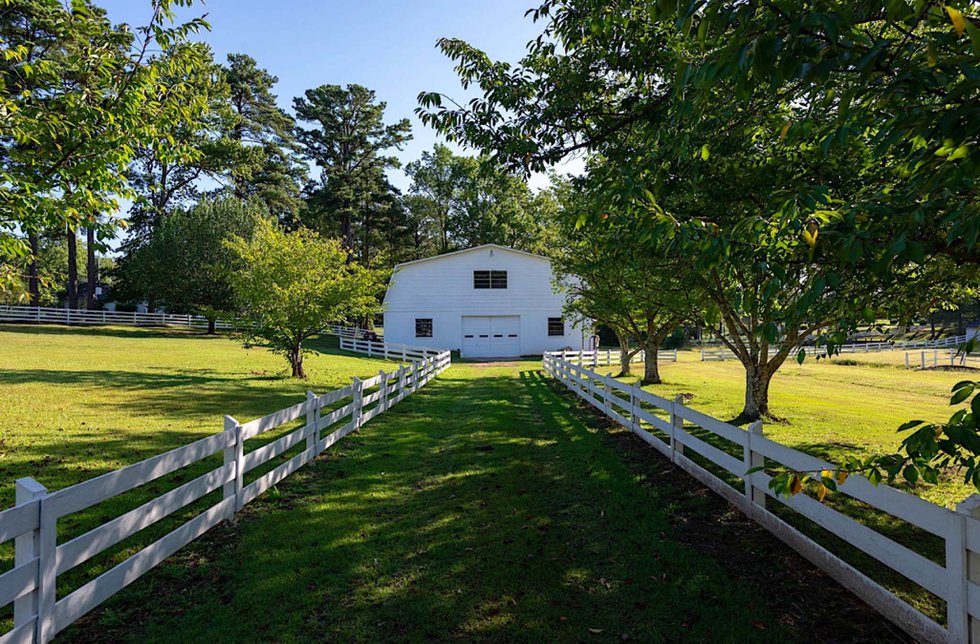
[66,229,78,309]
[289,345,306,379]
[740,363,774,421]
[86,226,97,309]
[28,233,40,306]
[207,317,217,335]
[615,329,632,377]
[642,343,661,385]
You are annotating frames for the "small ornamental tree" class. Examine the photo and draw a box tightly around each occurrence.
[225,220,386,378]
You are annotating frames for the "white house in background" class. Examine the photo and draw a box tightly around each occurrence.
[382,244,589,358]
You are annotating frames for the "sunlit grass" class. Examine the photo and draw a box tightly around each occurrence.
[618,348,974,507]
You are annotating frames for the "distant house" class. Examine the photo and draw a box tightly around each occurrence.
[382,244,589,358]
[968,321,980,343]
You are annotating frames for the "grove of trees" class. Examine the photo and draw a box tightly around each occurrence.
[418,1,980,490]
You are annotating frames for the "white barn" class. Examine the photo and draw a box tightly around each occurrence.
[382,244,589,358]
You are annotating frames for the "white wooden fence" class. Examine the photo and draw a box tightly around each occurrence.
[554,348,677,369]
[906,350,980,370]
[701,335,970,362]
[0,343,450,643]
[544,351,980,643]
[338,337,444,361]
[0,306,375,340]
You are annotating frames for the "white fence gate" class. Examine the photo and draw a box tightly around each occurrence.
[544,351,980,643]
[0,342,449,643]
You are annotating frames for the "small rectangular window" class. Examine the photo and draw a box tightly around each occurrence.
[474,270,507,289]
[415,318,433,338]
[548,317,565,336]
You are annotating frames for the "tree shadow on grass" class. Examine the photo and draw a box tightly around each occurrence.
[62,365,790,643]
[0,323,213,341]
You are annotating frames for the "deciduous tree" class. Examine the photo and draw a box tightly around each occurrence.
[225,220,386,378]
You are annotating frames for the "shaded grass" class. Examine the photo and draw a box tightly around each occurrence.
[63,361,807,642]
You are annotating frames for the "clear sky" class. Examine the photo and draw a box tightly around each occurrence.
[97,0,575,192]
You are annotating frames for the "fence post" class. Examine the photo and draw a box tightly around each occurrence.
[629,382,640,431]
[743,421,766,509]
[14,477,47,635]
[352,377,364,429]
[905,352,910,369]
[700,348,705,361]
[36,492,57,643]
[306,391,319,453]
[603,373,612,414]
[367,342,373,358]
[379,369,388,412]
[670,395,685,460]
[956,495,980,642]
[223,415,244,515]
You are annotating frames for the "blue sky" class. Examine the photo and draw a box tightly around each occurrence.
[98,0,577,192]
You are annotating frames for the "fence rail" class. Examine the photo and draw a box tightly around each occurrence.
[543,351,980,643]
[338,337,446,361]
[553,348,677,368]
[0,343,450,643]
[0,306,374,340]
[906,349,980,370]
[701,335,971,362]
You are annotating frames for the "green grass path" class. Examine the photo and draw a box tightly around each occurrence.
[68,360,797,642]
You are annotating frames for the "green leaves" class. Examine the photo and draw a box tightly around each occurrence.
[952,380,976,405]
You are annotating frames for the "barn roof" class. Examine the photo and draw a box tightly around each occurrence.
[392,244,549,269]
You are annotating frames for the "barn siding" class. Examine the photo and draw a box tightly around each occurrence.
[382,246,588,356]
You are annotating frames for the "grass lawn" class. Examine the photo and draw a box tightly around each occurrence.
[0,326,949,638]
[0,324,399,507]
[0,323,404,633]
[60,359,901,642]
[620,349,975,508]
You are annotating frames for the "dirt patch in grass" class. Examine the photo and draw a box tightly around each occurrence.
[468,361,523,368]
[560,386,914,643]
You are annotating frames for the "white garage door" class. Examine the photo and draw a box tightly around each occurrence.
[462,316,520,358]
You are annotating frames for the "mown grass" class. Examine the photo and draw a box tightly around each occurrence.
[0,327,948,639]
[609,348,977,624]
[0,324,402,632]
[619,349,974,508]
[60,360,810,642]
[0,324,398,506]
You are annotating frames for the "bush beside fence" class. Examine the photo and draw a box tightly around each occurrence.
[543,351,980,644]
[0,342,449,643]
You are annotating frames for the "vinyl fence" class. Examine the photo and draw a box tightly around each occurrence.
[0,343,450,643]
[0,306,374,340]
[553,348,677,369]
[543,351,980,643]
[906,350,980,370]
[700,335,970,362]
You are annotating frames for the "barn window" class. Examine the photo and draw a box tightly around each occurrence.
[415,318,433,338]
[548,317,565,336]
[474,270,507,289]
